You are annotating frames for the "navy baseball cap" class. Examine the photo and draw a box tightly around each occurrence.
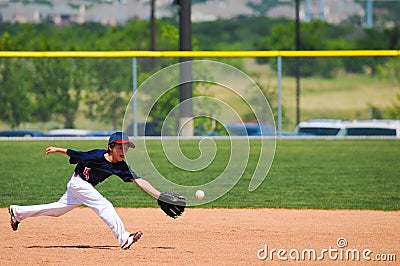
[108,131,135,148]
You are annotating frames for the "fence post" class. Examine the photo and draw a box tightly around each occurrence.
[132,57,138,136]
[277,56,282,137]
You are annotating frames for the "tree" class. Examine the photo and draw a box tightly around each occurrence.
[84,58,132,130]
[0,33,32,128]
[248,74,287,129]
[255,20,356,78]
[31,58,85,128]
[384,58,400,118]
[246,0,285,17]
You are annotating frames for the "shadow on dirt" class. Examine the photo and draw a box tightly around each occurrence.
[27,245,115,250]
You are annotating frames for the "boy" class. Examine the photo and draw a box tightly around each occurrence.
[8,132,164,250]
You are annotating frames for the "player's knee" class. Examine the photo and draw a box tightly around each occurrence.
[104,200,113,209]
[96,199,114,214]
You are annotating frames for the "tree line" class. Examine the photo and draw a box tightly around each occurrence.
[0,20,180,129]
[0,17,399,129]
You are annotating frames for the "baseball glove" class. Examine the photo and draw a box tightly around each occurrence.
[158,192,186,219]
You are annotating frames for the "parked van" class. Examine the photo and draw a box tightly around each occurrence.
[338,120,400,137]
[295,119,347,136]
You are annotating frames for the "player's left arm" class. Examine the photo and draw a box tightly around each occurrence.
[131,177,161,199]
[133,178,186,218]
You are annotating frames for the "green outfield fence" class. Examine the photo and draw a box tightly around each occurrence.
[0,50,399,135]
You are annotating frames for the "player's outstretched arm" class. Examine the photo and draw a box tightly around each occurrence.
[131,178,161,199]
[132,178,186,219]
[46,146,68,155]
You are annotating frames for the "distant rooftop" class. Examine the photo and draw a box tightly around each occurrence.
[0,0,365,25]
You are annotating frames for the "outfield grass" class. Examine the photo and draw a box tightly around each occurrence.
[0,139,399,210]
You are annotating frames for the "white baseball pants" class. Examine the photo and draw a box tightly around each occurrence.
[11,174,131,247]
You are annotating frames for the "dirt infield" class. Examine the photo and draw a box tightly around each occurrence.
[2,208,399,265]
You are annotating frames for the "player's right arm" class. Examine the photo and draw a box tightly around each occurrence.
[46,146,68,155]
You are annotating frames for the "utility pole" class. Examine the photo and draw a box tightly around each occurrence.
[150,0,156,51]
[295,0,301,125]
[366,0,373,28]
[150,0,156,70]
[174,0,193,136]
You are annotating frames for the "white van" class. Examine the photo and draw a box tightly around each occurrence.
[338,120,400,138]
[295,119,348,136]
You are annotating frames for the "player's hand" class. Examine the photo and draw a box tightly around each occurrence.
[46,147,67,155]
[46,146,57,154]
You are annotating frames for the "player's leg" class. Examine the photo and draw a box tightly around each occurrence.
[10,176,81,223]
[68,175,139,247]
[11,196,79,221]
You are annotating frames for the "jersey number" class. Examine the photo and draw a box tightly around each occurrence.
[83,167,91,181]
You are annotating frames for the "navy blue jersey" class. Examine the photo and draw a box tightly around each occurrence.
[66,149,139,186]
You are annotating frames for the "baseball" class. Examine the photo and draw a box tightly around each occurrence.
[195,190,205,200]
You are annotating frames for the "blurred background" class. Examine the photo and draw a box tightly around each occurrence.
[0,0,399,137]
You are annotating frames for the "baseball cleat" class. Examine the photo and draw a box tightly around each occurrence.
[121,231,142,250]
[8,206,20,231]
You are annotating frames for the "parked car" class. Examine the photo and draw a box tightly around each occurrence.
[125,122,161,136]
[47,129,90,137]
[87,130,118,137]
[338,120,400,137]
[226,122,275,136]
[0,129,46,137]
[295,119,348,136]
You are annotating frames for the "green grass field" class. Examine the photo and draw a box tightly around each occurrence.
[0,139,399,210]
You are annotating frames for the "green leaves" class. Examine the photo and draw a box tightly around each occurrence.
[0,21,182,128]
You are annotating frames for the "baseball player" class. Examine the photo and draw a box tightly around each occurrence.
[8,131,185,250]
